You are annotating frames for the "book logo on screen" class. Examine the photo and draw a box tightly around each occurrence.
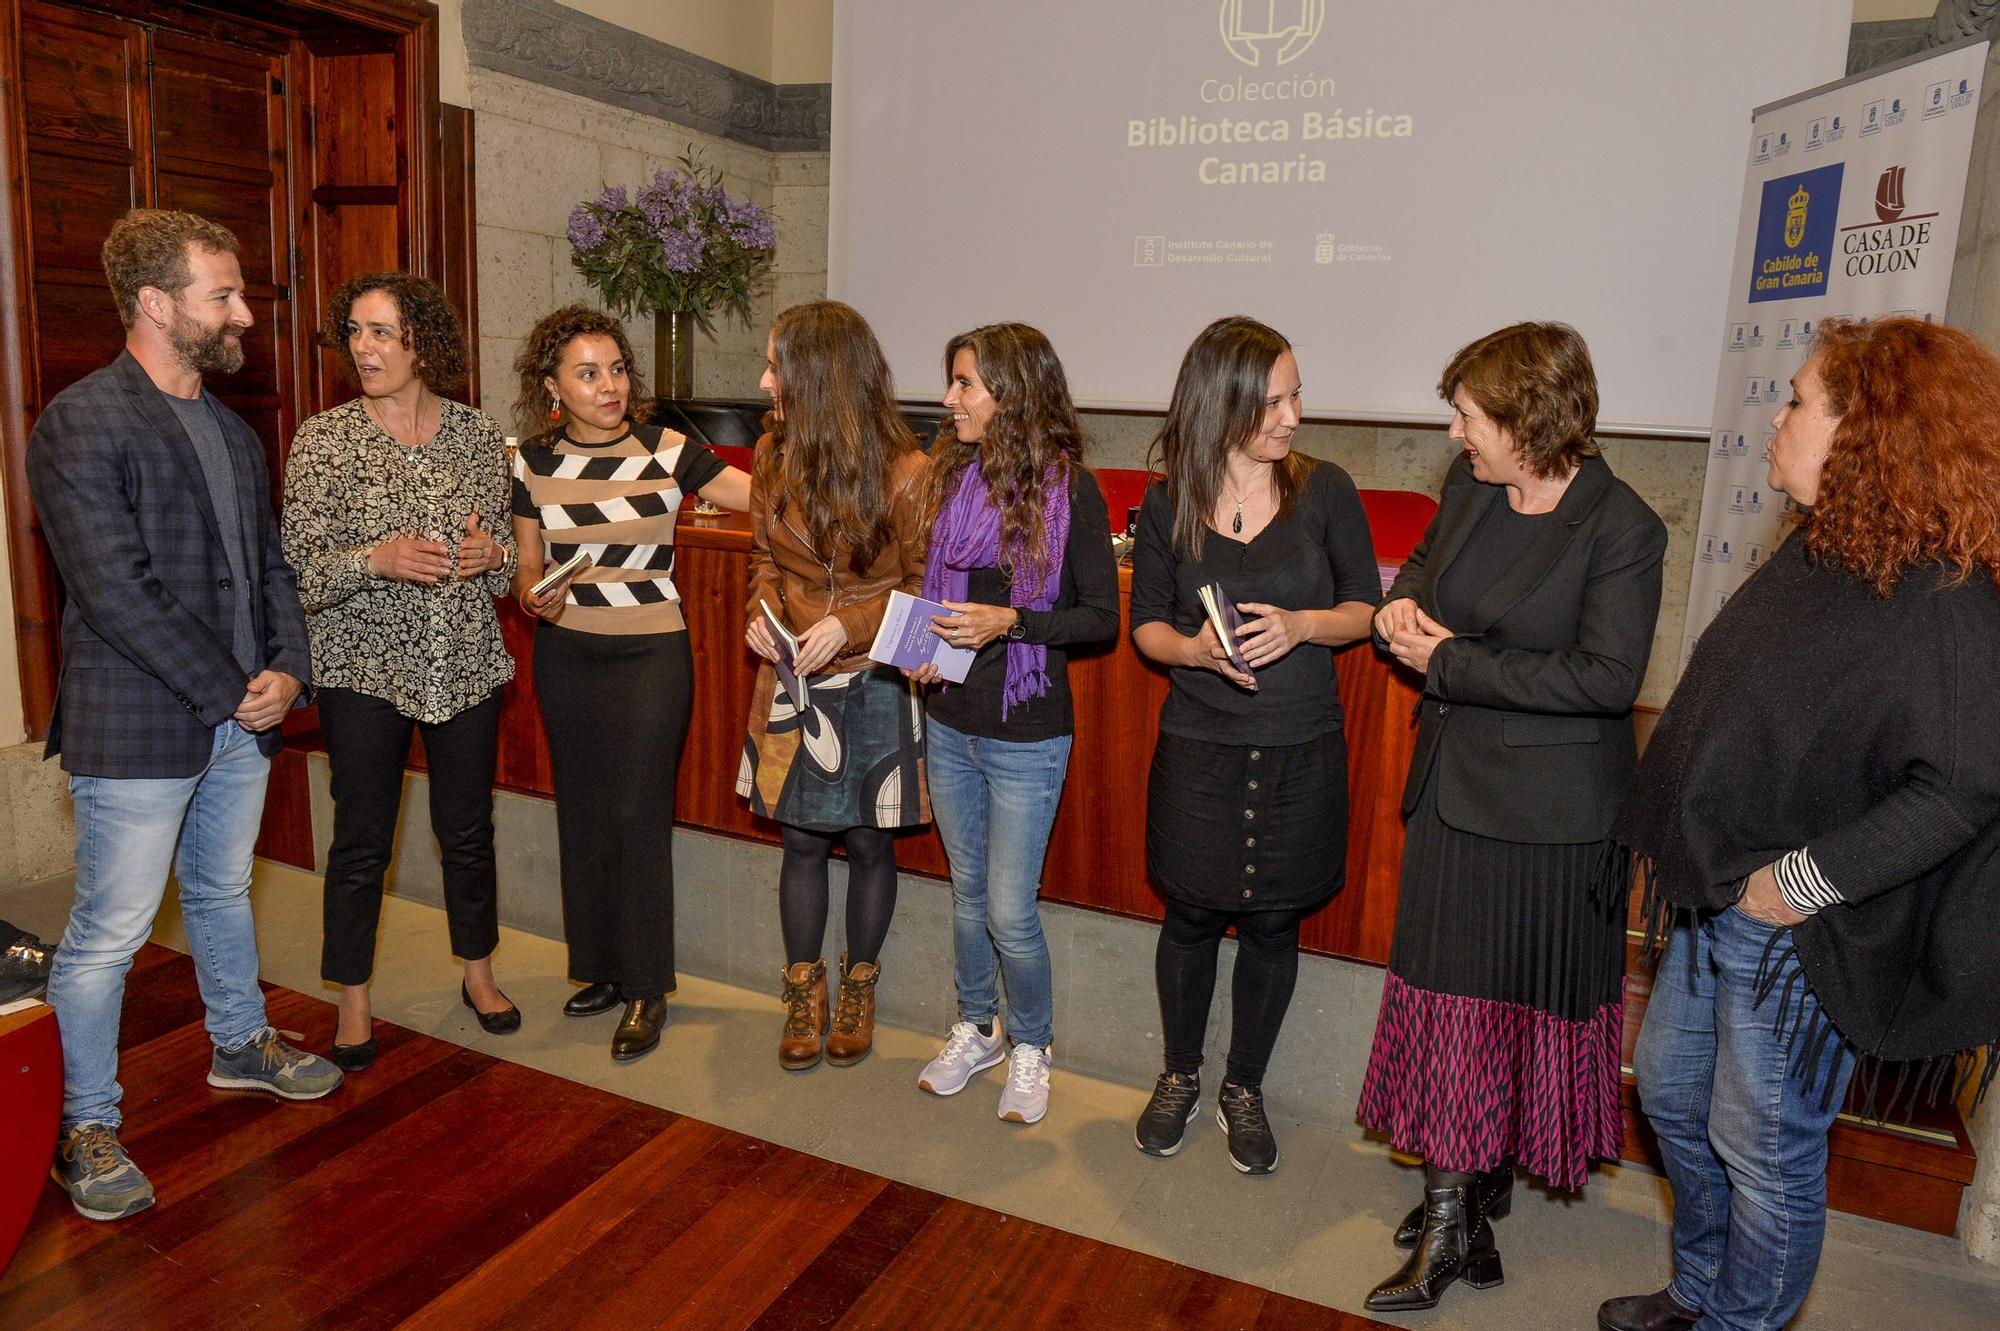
[1219,0,1324,68]
[1134,236,1167,266]
[1839,166,1938,278]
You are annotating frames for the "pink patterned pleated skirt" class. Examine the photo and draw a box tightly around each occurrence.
[1357,780,1626,1191]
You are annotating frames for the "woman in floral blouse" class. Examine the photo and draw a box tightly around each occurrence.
[281,272,520,1072]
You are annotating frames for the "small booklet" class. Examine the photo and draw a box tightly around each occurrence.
[759,599,810,711]
[530,550,593,598]
[1197,582,1256,684]
[868,590,977,683]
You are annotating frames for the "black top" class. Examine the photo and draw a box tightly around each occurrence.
[925,468,1120,741]
[1130,458,1380,746]
[1615,534,2000,1065]
[1435,502,1556,628]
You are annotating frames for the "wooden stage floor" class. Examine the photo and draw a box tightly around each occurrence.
[0,945,1398,1330]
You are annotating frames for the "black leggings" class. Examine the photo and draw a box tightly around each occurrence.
[1156,898,1305,1087]
[779,824,898,967]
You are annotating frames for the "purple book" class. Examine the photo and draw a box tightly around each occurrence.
[1197,582,1256,684]
[759,600,809,711]
[868,591,976,683]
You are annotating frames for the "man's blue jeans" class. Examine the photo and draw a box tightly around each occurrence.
[47,721,273,1130]
[1635,907,1856,1331]
[925,719,1070,1051]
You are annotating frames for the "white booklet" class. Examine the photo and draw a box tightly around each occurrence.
[868,590,977,683]
[759,599,810,711]
[530,550,593,598]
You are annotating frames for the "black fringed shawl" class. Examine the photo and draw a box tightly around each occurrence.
[1611,534,2000,1113]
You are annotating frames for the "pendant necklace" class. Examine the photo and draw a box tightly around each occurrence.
[1226,483,1249,535]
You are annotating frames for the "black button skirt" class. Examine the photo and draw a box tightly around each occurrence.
[1144,728,1349,913]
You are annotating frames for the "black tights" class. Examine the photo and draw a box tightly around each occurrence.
[1156,898,1305,1087]
[779,824,899,966]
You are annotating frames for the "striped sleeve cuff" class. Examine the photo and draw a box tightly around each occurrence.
[1773,847,1843,916]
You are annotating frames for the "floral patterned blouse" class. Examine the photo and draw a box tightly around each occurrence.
[281,396,516,724]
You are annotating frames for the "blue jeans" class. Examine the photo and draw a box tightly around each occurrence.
[925,719,1070,1050]
[47,721,273,1130]
[1635,908,1856,1331]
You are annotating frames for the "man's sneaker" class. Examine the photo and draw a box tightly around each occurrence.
[997,1043,1051,1124]
[1135,1071,1201,1156]
[208,1027,344,1100]
[1216,1081,1278,1174]
[918,1020,1005,1095]
[52,1123,154,1221]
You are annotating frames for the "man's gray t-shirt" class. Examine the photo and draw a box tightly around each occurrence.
[162,389,260,676]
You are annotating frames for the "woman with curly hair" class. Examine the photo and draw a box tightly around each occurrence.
[905,324,1118,1123]
[509,305,748,1062]
[740,300,927,1071]
[281,272,519,1071]
[1602,317,2000,1331]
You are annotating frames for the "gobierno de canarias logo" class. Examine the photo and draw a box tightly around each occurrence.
[1219,0,1325,68]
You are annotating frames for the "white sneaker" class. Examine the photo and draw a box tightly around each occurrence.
[997,1043,1051,1124]
[918,1020,1005,1095]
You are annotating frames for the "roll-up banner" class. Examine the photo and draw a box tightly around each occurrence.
[1681,39,1989,666]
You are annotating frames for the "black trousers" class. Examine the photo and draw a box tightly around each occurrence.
[1156,898,1306,1087]
[319,686,502,986]
[534,623,691,999]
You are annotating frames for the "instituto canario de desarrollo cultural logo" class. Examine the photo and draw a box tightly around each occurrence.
[1219,0,1325,67]
[1838,165,1940,278]
[1748,162,1843,303]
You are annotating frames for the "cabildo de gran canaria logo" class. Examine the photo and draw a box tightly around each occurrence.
[1219,0,1325,67]
[1749,163,1843,304]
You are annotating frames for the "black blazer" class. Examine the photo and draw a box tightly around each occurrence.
[1384,453,1666,844]
[27,351,311,778]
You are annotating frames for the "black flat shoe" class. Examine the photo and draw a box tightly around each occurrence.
[0,929,54,1004]
[1394,1165,1512,1248]
[462,981,521,1035]
[611,996,667,1061]
[563,981,623,1017]
[329,1037,377,1073]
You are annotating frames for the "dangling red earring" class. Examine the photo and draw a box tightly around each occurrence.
[547,397,561,424]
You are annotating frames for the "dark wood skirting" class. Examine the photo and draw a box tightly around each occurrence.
[0,945,1400,1328]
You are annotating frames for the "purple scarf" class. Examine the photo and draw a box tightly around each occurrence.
[921,459,1070,718]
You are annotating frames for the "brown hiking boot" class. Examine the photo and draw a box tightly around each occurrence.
[778,960,828,1070]
[826,954,879,1066]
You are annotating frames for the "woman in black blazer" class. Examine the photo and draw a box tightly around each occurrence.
[1357,323,1667,1312]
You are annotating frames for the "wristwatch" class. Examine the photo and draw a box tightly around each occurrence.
[1004,612,1028,642]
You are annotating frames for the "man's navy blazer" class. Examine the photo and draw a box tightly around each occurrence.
[27,350,310,778]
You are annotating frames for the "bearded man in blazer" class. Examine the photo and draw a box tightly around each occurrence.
[28,209,341,1223]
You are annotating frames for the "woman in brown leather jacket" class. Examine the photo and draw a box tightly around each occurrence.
[740,300,930,1070]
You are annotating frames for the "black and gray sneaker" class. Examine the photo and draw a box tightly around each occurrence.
[208,1027,344,1100]
[1217,1081,1278,1174]
[0,923,54,1004]
[1135,1071,1202,1156]
[52,1123,154,1221]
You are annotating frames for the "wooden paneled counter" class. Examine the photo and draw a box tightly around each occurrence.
[484,511,1424,967]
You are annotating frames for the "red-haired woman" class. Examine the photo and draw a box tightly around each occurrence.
[741,301,929,1070]
[1604,317,2000,1331]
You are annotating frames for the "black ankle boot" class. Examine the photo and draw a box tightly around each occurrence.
[1365,1184,1504,1312]
[1393,1165,1512,1249]
[611,996,667,1061]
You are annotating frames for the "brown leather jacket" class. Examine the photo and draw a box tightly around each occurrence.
[746,433,929,674]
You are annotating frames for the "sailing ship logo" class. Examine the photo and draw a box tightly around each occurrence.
[1874,165,1907,223]
[1219,0,1325,68]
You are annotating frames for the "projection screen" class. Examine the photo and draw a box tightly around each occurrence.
[828,1,1852,434]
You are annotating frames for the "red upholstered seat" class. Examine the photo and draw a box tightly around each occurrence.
[1356,488,1437,565]
[0,1004,61,1273]
[707,442,755,473]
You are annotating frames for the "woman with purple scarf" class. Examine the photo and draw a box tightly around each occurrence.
[906,323,1117,1124]
[1129,316,1380,1174]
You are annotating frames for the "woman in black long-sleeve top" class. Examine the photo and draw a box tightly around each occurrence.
[907,322,1118,1126]
[1357,322,1667,1313]
[1129,316,1381,1175]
